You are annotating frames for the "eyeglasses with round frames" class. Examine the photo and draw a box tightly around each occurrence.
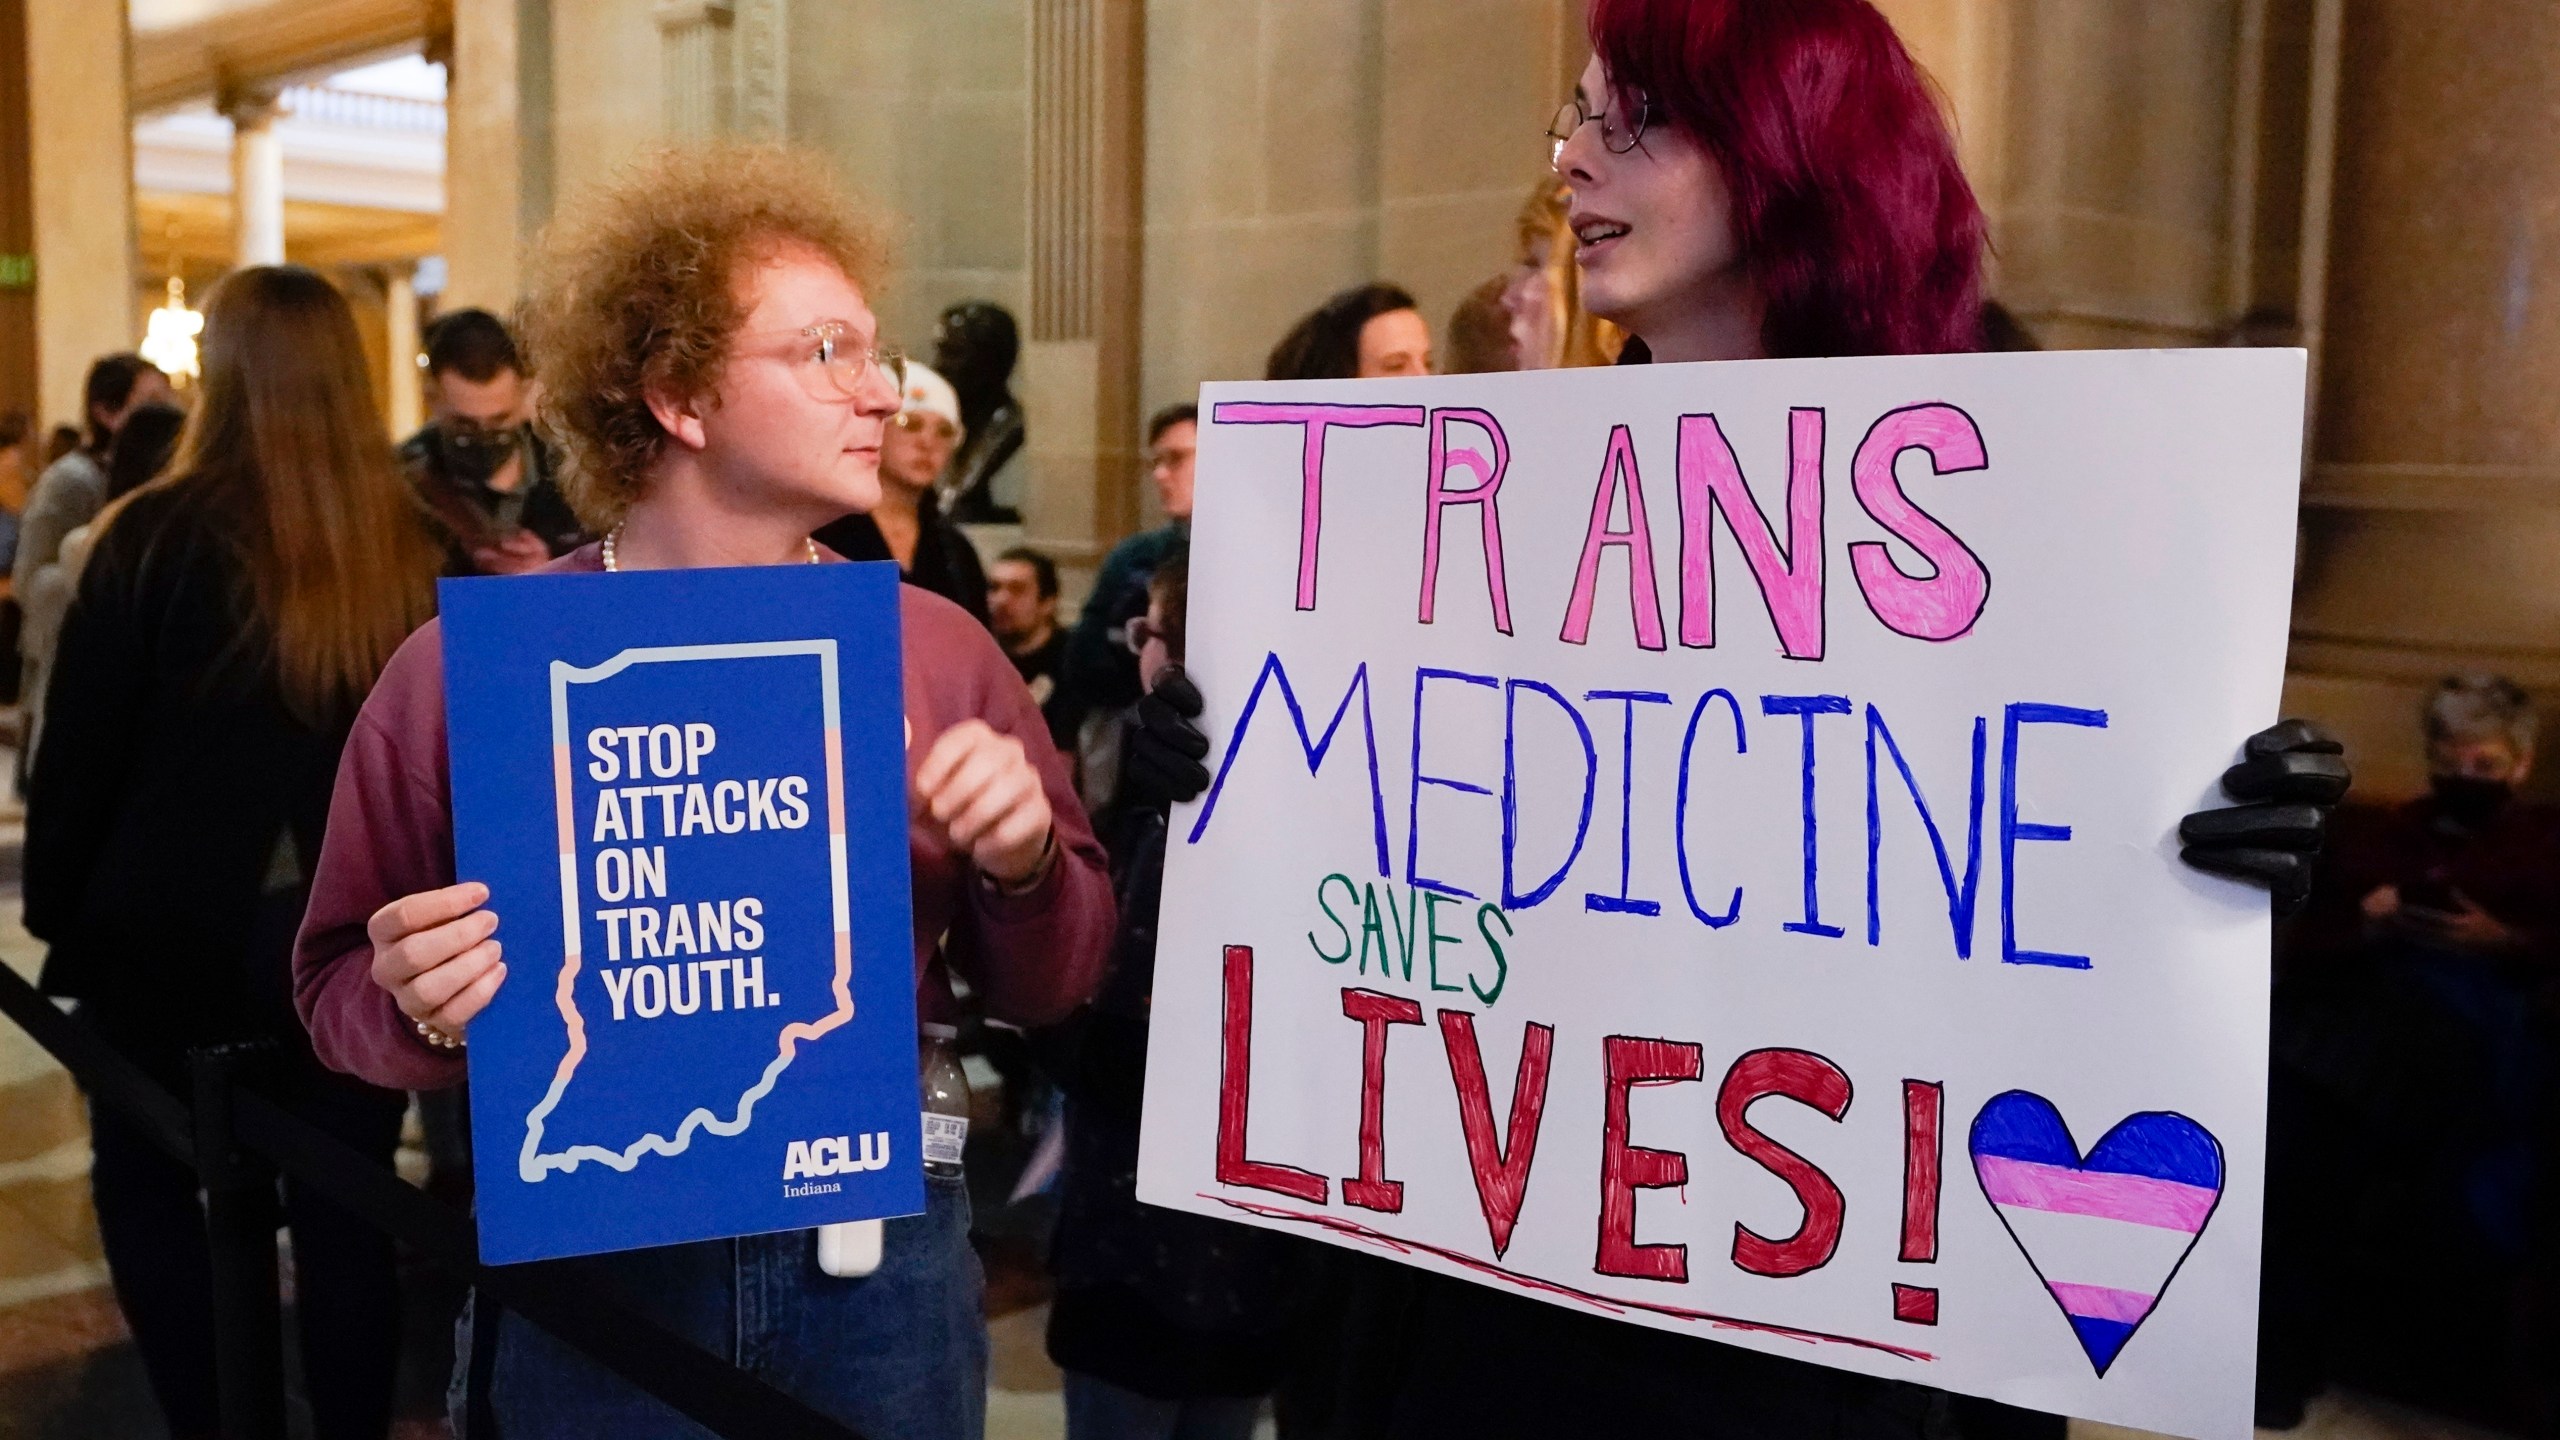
[737,321,906,402]
[1124,615,1167,656]
[1546,91,1651,166]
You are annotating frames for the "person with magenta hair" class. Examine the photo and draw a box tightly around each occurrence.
[291,144,1115,1440]
[1143,2,2342,1436]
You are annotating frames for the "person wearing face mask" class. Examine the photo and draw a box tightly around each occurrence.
[401,309,587,576]
[2258,675,2557,1426]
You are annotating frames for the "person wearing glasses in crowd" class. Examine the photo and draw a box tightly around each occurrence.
[1055,403,1200,805]
[402,308,587,576]
[291,145,1114,1440]
[1127,1,2354,1436]
[815,358,992,623]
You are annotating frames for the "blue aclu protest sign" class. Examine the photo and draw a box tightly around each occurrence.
[443,562,923,1264]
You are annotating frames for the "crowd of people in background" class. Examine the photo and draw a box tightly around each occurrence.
[3,0,2547,1436]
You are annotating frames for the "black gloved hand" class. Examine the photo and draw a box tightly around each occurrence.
[1120,666,1211,809]
[2177,719,2351,914]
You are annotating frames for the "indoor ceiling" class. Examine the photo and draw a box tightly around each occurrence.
[136,189,441,271]
[129,0,435,113]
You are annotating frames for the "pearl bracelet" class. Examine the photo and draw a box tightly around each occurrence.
[412,1017,466,1051]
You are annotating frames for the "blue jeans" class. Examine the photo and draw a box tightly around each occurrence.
[456,1175,984,1439]
[1063,1371,1262,1440]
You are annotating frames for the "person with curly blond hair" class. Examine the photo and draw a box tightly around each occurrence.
[292,143,1117,1438]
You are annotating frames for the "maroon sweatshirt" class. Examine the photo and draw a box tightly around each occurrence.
[292,544,1116,1092]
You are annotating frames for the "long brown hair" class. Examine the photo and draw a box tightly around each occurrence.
[1514,181,1623,368]
[154,266,440,723]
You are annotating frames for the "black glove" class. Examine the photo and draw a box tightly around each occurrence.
[1120,666,1211,808]
[2177,719,2350,914]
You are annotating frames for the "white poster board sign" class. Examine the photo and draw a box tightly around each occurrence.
[1137,349,2305,1439]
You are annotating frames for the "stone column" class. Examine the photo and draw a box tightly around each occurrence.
[1980,1,2247,347]
[2288,0,2560,799]
[383,263,422,439]
[655,0,733,138]
[1375,0,1585,344]
[1021,0,1145,594]
[223,88,287,267]
[730,0,786,136]
[25,0,136,428]
[444,0,553,311]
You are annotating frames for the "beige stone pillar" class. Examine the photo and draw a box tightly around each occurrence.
[1983,1,2248,348]
[1138,0,1571,416]
[444,0,550,313]
[383,263,422,439]
[2287,0,2560,800]
[1022,0,1145,593]
[25,0,136,428]
[655,0,733,138]
[549,0,666,202]
[222,88,287,267]
[729,0,787,136]
[1375,0,1595,343]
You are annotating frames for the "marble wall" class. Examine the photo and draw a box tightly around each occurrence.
[789,0,1032,353]
[2289,0,2560,798]
[1138,0,1578,413]
[1877,0,2262,348]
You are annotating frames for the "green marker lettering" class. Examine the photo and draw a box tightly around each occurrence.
[1472,904,1513,1006]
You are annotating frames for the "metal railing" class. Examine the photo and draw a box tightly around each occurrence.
[280,85,447,134]
[0,963,868,1440]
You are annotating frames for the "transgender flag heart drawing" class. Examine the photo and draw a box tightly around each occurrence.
[1969,1092,2225,1376]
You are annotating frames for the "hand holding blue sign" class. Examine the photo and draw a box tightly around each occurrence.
[370,879,506,1042]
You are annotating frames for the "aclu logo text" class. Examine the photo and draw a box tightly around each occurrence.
[784,1132,892,1180]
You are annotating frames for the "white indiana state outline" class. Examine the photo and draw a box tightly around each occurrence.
[516,641,859,1182]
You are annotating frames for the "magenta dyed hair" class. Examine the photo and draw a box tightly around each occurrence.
[1585,0,1986,358]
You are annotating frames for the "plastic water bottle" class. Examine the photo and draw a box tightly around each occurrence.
[920,1023,969,1179]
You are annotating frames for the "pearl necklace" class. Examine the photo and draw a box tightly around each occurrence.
[600,525,821,572]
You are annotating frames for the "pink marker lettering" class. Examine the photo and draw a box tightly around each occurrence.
[1559,424,1667,650]
[1211,401,1428,611]
[1676,408,1827,660]
[1420,408,1515,634]
[1848,404,1992,642]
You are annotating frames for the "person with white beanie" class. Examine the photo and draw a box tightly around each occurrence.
[814,358,991,624]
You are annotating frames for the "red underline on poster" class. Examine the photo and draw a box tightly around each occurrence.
[1205,1195,1934,1363]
